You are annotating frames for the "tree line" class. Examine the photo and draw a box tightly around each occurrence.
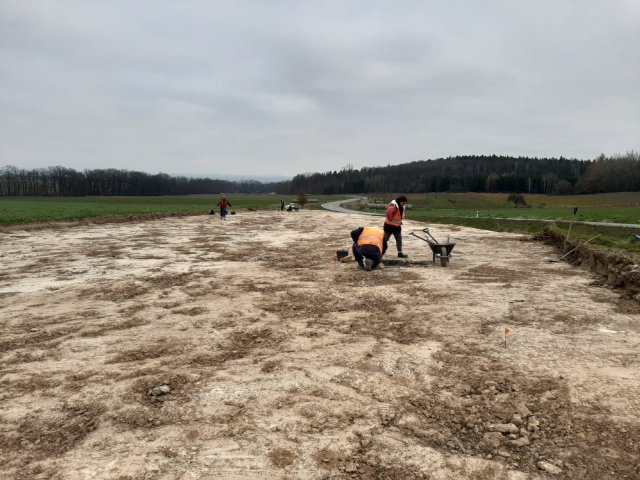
[1,152,638,197]
[291,152,640,195]
[0,166,286,197]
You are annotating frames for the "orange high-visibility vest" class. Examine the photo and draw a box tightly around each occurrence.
[384,201,405,227]
[357,227,384,252]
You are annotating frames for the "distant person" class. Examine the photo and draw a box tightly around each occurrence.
[217,195,231,220]
[280,198,285,212]
[351,226,388,271]
[383,195,408,258]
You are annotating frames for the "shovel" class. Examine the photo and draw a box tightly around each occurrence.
[547,233,601,263]
[563,207,579,251]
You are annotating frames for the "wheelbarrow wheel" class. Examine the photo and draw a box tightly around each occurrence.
[439,246,448,267]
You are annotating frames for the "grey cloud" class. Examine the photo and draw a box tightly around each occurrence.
[1,1,639,176]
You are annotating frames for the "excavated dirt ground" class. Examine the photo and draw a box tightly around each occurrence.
[1,210,639,480]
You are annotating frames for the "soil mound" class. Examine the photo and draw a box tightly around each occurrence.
[537,230,640,298]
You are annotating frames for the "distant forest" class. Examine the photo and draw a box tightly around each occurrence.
[1,152,638,197]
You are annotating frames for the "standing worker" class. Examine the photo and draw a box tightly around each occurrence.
[217,195,232,220]
[351,226,388,271]
[383,195,409,258]
[280,198,285,212]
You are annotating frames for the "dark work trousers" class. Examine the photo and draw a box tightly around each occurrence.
[383,230,402,253]
[352,243,382,269]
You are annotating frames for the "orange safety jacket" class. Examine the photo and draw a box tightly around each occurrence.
[384,201,405,227]
[357,226,384,252]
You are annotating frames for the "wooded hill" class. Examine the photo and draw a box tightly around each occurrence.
[291,153,640,195]
[1,152,638,196]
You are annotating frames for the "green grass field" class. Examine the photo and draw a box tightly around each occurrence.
[2,192,639,253]
[0,194,349,225]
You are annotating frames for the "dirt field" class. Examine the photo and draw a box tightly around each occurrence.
[1,210,639,479]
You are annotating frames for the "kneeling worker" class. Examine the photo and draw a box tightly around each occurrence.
[351,226,388,271]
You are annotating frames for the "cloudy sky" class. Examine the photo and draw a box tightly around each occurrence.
[1,1,639,179]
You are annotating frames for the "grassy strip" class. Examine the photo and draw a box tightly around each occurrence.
[412,207,640,223]
[410,214,640,254]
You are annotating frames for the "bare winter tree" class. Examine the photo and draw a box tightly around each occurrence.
[507,193,527,208]
[296,188,308,208]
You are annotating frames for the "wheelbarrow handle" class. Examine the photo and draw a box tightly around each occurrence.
[420,228,439,244]
[410,231,435,245]
[410,231,428,242]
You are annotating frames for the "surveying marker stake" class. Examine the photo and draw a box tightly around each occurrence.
[504,327,511,348]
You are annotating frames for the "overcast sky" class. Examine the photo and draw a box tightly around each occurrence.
[1,1,639,179]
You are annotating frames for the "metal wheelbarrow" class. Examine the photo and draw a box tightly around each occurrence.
[410,228,456,267]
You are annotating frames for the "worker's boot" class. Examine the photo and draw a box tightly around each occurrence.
[398,252,408,258]
[364,258,373,271]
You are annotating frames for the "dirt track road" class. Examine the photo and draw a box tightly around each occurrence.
[1,210,639,479]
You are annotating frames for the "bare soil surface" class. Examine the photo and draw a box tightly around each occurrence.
[1,211,639,479]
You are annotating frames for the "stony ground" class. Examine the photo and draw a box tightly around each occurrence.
[1,210,639,479]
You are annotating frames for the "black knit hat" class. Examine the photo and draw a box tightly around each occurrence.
[395,195,408,203]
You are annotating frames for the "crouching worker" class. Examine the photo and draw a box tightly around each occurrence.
[351,226,388,271]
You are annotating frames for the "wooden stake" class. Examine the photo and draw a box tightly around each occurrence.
[555,234,602,262]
